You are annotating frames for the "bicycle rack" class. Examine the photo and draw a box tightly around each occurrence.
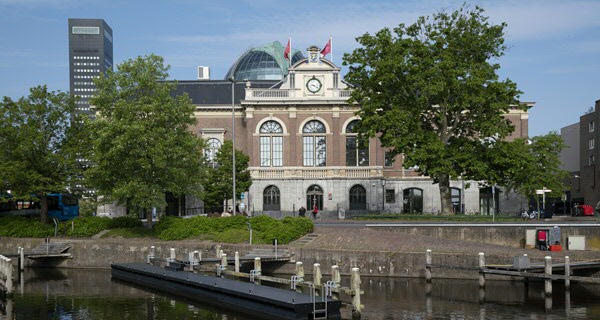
[325,280,336,297]
[290,275,300,290]
[309,283,328,320]
[216,264,226,277]
[249,269,261,283]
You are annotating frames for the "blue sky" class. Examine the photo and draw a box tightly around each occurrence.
[1,0,599,137]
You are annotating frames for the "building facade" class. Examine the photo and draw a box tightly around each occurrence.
[68,18,113,119]
[175,44,531,218]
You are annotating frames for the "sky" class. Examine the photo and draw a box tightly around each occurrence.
[1,0,599,137]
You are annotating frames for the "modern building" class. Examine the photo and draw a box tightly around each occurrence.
[68,18,113,119]
[562,100,600,208]
[167,42,531,218]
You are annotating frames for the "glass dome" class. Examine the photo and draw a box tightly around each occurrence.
[225,41,304,81]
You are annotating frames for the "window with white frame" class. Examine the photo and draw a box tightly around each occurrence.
[590,138,595,150]
[205,138,222,168]
[259,121,283,167]
[345,120,369,166]
[590,120,595,132]
[303,120,326,166]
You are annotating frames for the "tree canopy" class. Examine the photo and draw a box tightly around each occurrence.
[0,85,82,223]
[86,54,206,214]
[343,5,526,214]
[200,139,252,213]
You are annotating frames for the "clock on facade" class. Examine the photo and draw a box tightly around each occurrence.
[306,77,322,93]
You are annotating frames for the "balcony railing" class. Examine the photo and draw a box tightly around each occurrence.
[250,166,383,179]
[244,88,352,101]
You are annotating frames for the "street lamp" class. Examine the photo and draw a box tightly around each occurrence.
[574,174,580,191]
[381,179,386,214]
[229,77,236,212]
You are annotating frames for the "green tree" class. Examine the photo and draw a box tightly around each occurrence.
[201,140,252,212]
[494,133,568,208]
[343,5,525,214]
[86,54,206,220]
[0,85,83,223]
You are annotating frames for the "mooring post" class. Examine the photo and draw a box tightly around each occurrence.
[313,263,322,286]
[295,261,304,281]
[565,256,570,290]
[221,253,228,268]
[254,257,262,285]
[19,247,24,271]
[170,248,176,262]
[147,246,155,264]
[234,252,240,273]
[351,267,362,320]
[425,249,432,283]
[215,245,221,258]
[332,265,341,286]
[478,252,485,289]
[0,256,13,296]
[545,256,552,296]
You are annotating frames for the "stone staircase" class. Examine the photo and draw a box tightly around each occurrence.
[290,233,320,247]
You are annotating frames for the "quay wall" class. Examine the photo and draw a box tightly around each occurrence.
[0,238,579,281]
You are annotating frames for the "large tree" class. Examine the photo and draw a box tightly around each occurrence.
[86,54,205,218]
[343,5,525,214]
[0,85,83,223]
[201,140,252,213]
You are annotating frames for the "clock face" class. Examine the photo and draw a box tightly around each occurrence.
[306,78,322,93]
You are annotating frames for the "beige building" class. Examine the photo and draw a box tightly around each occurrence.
[168,42,532,218]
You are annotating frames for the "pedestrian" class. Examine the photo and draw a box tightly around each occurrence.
[312,204,318,220]
[299,206,306,217]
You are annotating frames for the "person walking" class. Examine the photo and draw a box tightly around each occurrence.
[312,204,319,220]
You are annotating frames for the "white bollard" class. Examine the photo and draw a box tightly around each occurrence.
[565,256,570,289]
[169,248,176,262]
[221,253,228,269]
[215,245,221,258]
[235,252,240,273]
[351,267,362,316]
[313,263,322,286]
[545,256,552,296]
[254,257,262,274]
[295,261,304,281]
[426,249,432,282]
[331,265,341,286]
[478,252,485,289]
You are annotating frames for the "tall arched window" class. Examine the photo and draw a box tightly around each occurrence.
[303,120,326,166]
[259,121,283,167]
[205,138,222,168]
[403,188,423,214]
[345,120,369,166]
[349,185,367,210]
[263,185,280,211]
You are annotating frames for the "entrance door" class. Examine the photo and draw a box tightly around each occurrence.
[306,185,324,211]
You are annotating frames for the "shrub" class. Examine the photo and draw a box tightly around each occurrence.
[0,216,54,238]
[108,215,143,229]
[153,215,181,235]
[213,229,250,243]
[67,216,111,237]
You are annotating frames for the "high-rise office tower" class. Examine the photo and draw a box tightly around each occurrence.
[68,18,113,119]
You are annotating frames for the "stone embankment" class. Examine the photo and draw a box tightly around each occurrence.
[1,224,599,280]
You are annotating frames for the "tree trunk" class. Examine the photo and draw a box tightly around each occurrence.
[439,173,453,215]
[40,195,49,224]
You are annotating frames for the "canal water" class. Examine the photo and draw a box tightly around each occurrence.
[2,268,600,319]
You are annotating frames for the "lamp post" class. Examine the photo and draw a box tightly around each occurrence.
[381,179,386,214]
[229,77,236,212]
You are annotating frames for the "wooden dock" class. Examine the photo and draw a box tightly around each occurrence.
[483,259,600,284]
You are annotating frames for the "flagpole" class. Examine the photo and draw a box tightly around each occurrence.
[330,36,333,64]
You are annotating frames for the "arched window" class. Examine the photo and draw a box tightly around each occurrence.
[345,120,369,166]
[205,138,222,168]
[479,186,500,215]
[306,185,324,211]
[263,185,280,211]
[303,120,326,166]
[259,121,283,167]
[403,188,423,214]
[451,187,462,213]
[349,185,367,210]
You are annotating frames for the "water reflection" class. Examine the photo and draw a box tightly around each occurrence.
[2,269,600,319]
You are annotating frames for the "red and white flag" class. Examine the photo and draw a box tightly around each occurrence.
[320,38,331,58]
[284,37,291,60]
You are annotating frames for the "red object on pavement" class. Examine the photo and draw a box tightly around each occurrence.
[549,245,562,252]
